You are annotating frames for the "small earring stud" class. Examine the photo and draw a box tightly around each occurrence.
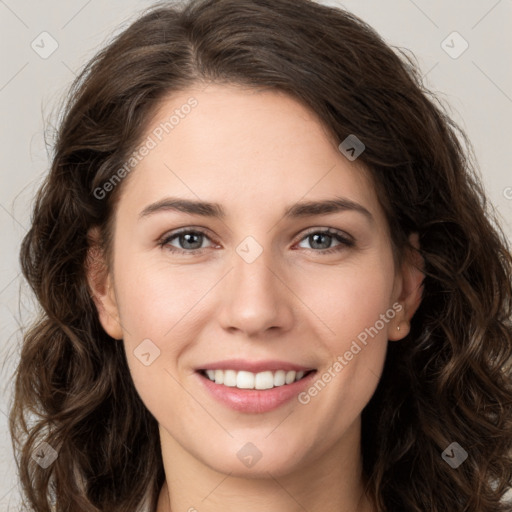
[396,325,401,331]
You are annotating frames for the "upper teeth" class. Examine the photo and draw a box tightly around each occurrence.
[204,369,306,390]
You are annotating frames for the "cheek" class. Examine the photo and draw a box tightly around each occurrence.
[113,256,223,405]
[114,254,209,340]
[113,259,204,415]
[296,252,395,410]
[295,265,394,430]
[301,258,395,345]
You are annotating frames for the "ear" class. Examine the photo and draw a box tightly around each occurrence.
[85,226,124,340]
[388,232,425,341]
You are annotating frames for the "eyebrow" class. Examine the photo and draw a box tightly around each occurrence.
[138,196,373,223]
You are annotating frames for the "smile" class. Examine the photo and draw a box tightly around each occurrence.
[196,366,318,413]
[199,369,315,390]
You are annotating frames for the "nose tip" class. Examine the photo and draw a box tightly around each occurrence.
[216,243,294,337]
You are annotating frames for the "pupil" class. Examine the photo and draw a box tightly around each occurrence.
[182,233,201,249]
[311,233,330,249]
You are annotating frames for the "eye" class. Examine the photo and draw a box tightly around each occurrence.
[158,227,355,255]
[295,228,355,254]
[158,228,215,254]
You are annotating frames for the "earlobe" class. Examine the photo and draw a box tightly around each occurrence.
[85,227,124,340]
[389,232,425,341]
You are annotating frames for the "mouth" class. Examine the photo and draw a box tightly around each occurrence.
[196,366,318,413]
[197,368,317,391]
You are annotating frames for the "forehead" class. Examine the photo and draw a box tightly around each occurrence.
[116,84,381,224]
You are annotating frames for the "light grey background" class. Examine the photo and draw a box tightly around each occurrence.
[1,0,511,509]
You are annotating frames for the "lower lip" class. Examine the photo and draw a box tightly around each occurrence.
[196,370,317,413]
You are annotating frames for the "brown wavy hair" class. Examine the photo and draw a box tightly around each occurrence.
[9,0,512,510]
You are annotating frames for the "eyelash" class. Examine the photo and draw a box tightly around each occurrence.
[157,227,355,255]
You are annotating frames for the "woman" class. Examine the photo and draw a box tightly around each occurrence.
[10,0,512,511]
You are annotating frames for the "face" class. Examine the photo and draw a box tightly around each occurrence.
[89,83,423,479]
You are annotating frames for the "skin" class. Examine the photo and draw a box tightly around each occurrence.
[87,83,424,512]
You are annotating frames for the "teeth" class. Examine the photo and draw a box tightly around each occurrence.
[203,369,309,389]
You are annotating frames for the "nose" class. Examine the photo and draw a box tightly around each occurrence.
[216,242,295,338]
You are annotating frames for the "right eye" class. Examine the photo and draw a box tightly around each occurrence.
[158,228,217,254]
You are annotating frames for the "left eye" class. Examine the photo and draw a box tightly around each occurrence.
[296,229,354,253]
[158,228,354,254]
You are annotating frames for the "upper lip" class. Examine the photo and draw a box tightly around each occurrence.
[197,359,316,373]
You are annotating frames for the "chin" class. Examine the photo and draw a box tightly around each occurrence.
[196,439,306,478]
